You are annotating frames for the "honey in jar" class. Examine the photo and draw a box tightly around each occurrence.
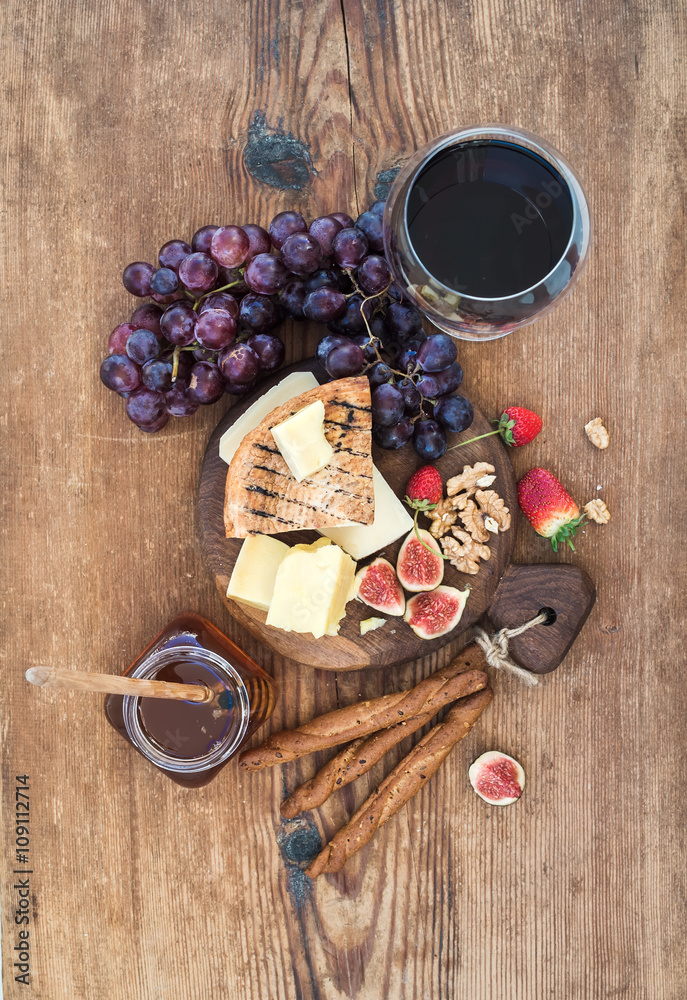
[105,612,275,786]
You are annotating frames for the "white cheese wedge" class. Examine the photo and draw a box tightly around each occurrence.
[219,371,319,466]
[270,399,334,482]
[226,534,290,612]
[266,539,356,638]
[319,465,413,560]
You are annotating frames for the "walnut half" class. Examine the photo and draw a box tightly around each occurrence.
[446,462,496,497]
[584,498,611,524]
[585,417,610,449]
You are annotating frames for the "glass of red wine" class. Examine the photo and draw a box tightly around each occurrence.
[383,125,591,341]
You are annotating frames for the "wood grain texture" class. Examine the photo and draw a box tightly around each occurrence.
[198,358,517,669]
[1,1,685,998]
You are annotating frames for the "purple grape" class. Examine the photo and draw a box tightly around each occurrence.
[327,293,371,335]
[178,252,218,293]
[368,361,393,387]
[308,216,344,256]
[396,343,421,374]
[330,212,354,229]
[280,280,308,319]
[303,287,346,322]
[160,301,197,346]
[325,343,365,378]
[244,253,289,294]
[122,261,155,297]
[159,239,192,271]
[269,211,307,250]
[349,334,378,363]
[317,333,349,366]
[210,226,250,267]
[224,379,258,396]
[332,228,369,268]
[108,323,136,354]
[100,354,142,393]
[434,362,464,395]
[434,395,474,433]
[355,211,384,252]
[187,361,225,404]
[239,293,281,332]
[195,308,236,350]
[150,267,179,296]
[219,343,261,384]
[368,313,386,340]
[138,411,170,433]
[191,226,219,254]
[192,347,218,362]
[151,289,184,305]
[415,373,441,399]
[399,378,422,415]
[142,358,174,392]
[385,301,424,340]
[126,329,161,365]
[247,333,285,372]
[373,418,413,449]
[413,419,447,460]
[356,254,391,295]
[165,382,200,417]
[371,383,404,427]
[304,269,339,292]
[417,333,458,373]
[242,224,271,261]
[281,232,323,275]
[199,292,239,318]
[130,303,163,336]
[126,387,166,426]
[369,200,386,219]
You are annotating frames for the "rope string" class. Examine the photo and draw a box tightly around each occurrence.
[473,611,548,687]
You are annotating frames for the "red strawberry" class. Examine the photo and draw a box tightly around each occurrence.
[447,405,542,452]
[404,465,450,560]
[497,406,542,447]
[404,465,443,508]
[517,467,585,552]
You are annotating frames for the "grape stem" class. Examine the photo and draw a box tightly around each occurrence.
[171,345,180,383]
[193,277,244,311]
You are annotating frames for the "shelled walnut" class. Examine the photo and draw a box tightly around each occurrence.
[584,498,611,523]
[446,462,496,497]
[585,418,610,449]
[440,529,491,575]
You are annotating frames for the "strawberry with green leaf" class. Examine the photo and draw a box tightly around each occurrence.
[448,406,542,451]
[404,465,449,559]
[517,467,585,552]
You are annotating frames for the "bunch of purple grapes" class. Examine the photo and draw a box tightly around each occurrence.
[99,202,473,453]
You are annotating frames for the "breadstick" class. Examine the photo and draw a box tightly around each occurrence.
[305,687,493,878]
[281,670,473,818]
[239,647,488,772]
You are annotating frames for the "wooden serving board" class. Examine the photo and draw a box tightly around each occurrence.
[198,358,519,669]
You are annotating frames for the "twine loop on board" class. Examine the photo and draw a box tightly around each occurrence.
[473,611,549,687]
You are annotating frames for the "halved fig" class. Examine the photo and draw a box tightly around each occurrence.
[354,558,405,616]
[397,528,444,592]
[468,751,525,805]
[403,585,469,639]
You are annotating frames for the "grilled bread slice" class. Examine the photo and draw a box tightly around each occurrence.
[224,377,374,538]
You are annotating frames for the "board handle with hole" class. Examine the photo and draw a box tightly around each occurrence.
[485,564,596,674]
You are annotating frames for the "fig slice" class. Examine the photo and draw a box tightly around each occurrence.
[397,528,444,593]
[403,585,469,639]
[354,558,405,616]
[468,751,525,805]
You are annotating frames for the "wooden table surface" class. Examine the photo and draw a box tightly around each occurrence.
[2,2,685,998]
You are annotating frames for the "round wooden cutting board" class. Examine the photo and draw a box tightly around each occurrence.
[197,358,517,670]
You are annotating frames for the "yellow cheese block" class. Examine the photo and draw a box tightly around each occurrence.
[226,534,290,611]
[320,465,413,559]
[270,399,334,482]
[266,539,356,638]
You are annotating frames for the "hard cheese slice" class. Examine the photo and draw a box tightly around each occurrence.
[219,371,319,466]
[226,534,290,611]
[266,539,357,638]
[320,465,413,559]
[270,399,333,482]
[224,377,374,538]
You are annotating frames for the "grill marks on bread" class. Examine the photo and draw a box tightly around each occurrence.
[224,378,374,538]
